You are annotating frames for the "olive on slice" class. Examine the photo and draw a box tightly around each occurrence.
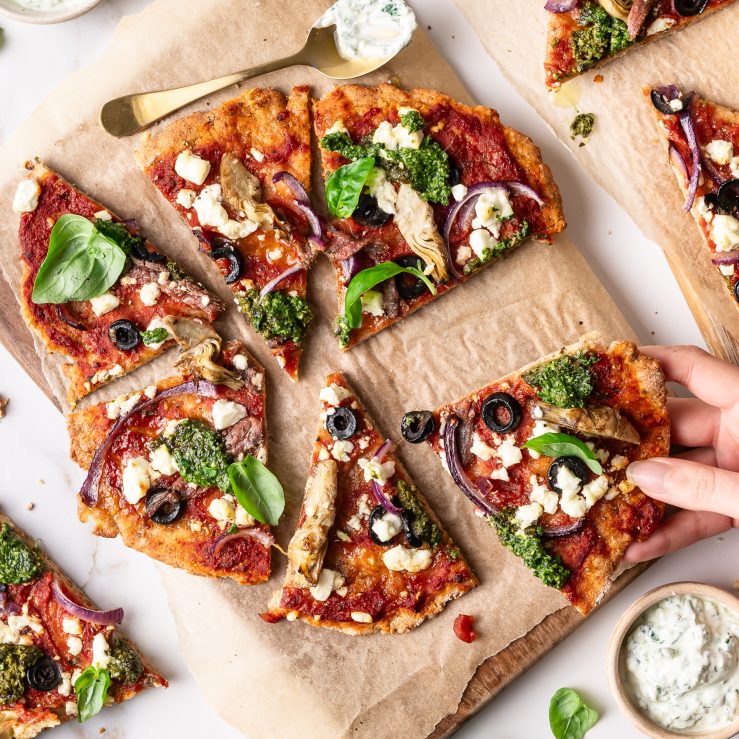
[448,160,462,187]
[108,320,140,351]
[394,254,427,301]
[401,510,424,549]
[26,655,62,692]
[130,237,167,264]
[717,179,739,214]
[326,407,358,440]
[369,506,403,546]
[547,456,589,494]
[481,392,523,434]
[733,281,739,303]
[145,488,184,525]
[650,89,681,116]
[352,194,392,227]
[210,245,242,284]
[401,410,435,444]
[674,0,708,14]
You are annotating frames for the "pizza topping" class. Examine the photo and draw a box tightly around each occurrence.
[0,524,44,585]
[360,289,384,316]
[547,456,589,495]
[523,351,597,408]
[650,88,684,116]
[176,188,197,208]
[220,153,273,230]
[145,488,184,525]
[705,140,734,166]
[571,3,631,72]
[163,419,231,491]
[139,281,161,306]
[320,383,352,406]
[326,406,358,440]
[674,0,709,14]
[237,289,312,345]
[350,611,373,624]
[121,457,153,504]
[382,545,432,573]
[537,402,640,444]
[308,568,345,602]
[369,506,403,545]
[481,392,523,434]
[174,150,211,186]
[710,214,739,252]
[107,640,143,685]
[401,410,435,444]
[0,644,42,704]
[397,480,441,548]
[13,178,41,213]
[26,655,62,692]
[211,399,247,431]
[89,292,120,317]
[51,578,124,626]
[108,319,141,351]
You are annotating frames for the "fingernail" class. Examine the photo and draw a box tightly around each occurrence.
[626,460,669,493]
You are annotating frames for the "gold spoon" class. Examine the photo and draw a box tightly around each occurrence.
[99,23,396,138]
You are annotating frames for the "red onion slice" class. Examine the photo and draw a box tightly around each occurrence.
[55,304,86,332]
[540,518,586,538]
[712,252,739,266]
[212,527,274,557]
[544,0,577,11]
[79,380,220,506]
[668,143,689,182]
[341,251,373,283]
[678,109,701,212]
[368,439,403,514]
[507,182,545,207]
[259,264,304,298]
[52,577,124,625]
[700,154,728,187]
[273,171,325,248]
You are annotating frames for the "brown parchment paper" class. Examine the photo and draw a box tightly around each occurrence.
[0,1,637,737]
[456,0,739,362]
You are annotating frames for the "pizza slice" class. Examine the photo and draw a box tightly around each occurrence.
[67,338,281,585]
[313,84,566,350]
[545,1,737,89]
[266,372,478,634]
[0,514,166,737]
[404,335,669,615]
[647,85,739,303]
[14,161,224,407]
[136,87,318,380]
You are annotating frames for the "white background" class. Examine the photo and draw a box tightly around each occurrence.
[0,1,737,737]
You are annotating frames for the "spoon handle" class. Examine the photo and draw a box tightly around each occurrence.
[99,52,305,138]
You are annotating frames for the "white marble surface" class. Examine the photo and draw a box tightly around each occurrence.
[0,1,737,738]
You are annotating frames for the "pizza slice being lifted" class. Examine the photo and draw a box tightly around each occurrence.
[0,514,165,737]
[136,87,318,380]
[266,372,477,634]
[646,84,739,304]
[403,335,669,614]
[14,161,224,407]
[544,1,738,89]
[67,337,282,585]
[313,84,566,350]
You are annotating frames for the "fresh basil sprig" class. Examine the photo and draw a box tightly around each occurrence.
[343,260,437,329]
[227,456,285,526]
[32,215,128,304]
[75,666,111,723]
[325,156,375,218]
[549,687,599,739]
[522,432,603,475]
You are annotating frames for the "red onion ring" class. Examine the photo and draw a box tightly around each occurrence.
[367,439,403,514]
[259,264,304,298]
[668,143,689,182]
[55,304,86,332]
[700,154,728,187]
[212,527,274,557]
[678,108,701,212]
[52,577,123,625]
[540,518,586,538]
[273,171,325,248]
[79,380,220,506]
[712,252,739,266]
[544,0,577,10]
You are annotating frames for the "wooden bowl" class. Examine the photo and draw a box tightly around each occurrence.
[608,582,739,739]
[0,0,104,25]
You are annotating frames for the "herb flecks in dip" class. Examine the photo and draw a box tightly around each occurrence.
[623,594,739,734]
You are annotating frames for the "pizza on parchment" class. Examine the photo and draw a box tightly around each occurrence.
[14,162,224,407]
[266,372,477,634]
[544,1,738,89]
[136,87,318,380]
[313,84,566,350]
[646,85,739,303]
[404,335,669,615]
[0,514,165,737]
[67,338,278,585]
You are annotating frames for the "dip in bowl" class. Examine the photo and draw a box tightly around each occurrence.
[0,0,104,25]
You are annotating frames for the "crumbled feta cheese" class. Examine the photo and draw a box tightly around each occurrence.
[331,439,354,462]
[266,247,283,262]
[496,439,522,468]
[705,139,734,166]
[318,447,331,462]
[208,495,236,524]
[336,531,351,542]
[472,188,513,238]
[346,514,362,531]
[326,120,349,135]
[162,418,182,438]
[556,465,582,496]
[122,456,152,504]
[696,196,714,223]
[66,701,78,716]
[610,454,628,471]
[490,467,510,482]
[93,210,112,221]
[193,184,228,228]
[250,148,265,162]
[451,184,468,202]
[150,444,179,476]
[358,457,395,485]
[515,502,543,530]
[175,150,211,185]
[371,511,403,542]
[357,494,371,517]
[350,611,373,623]
[139,282,161,307]
[106,393,141,420]
[361,289,384,317]
[12,179,41,213]
[211,399,247,430]
[189,519,203,532]
[319,383,351,406]
[560,491,587,518]
[529,475,558,514]
[91,632,111,670]
[58,672,72,697]
[646,16,675,35]
[455,245,472,265]
[470,432,496,461]
[219,218,258,240]
[366,168,397,215]
[232,354,248,371]
[157,270,171,286]
[711,214,739,252]
[719,263,736,277]
[144,385,157,399]
[581,475,610,508]
[372,118,423,151]
[731,156,739,180]
[469,228,494,259]
[527,419,560,458]
[62,618,81,636]
[235,505,255,527]
[89,292,120,317]
[383,545,432,573]
[66,636,83,656]
[309,568,343,602]
[176,188,197,208]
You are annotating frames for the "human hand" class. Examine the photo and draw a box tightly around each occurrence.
[624,345,739,563]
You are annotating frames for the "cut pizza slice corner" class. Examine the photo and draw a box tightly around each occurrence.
[265,372,478,634]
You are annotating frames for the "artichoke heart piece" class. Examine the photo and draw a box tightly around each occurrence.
[394,184,449,283]
[174,333,244,390]
[538,401,641,445]
[286,459,338,587]
[220,153,274,230]
[597,0,633,20]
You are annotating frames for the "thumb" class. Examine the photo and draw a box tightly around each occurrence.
[627,458,739,520]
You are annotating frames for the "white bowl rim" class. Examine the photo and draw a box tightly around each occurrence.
[0,0,103,25]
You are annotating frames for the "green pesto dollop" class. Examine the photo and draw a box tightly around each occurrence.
[334,313,353,349]
[0,524,44,585]
[238,289,312,345]
[399,109,426,133]
[108,640,143,685]
[396,480,441,549]
[491,510,570,589]
[0,644,42,704]
[572,3,631,72]
[163,419,232,492]
[94,218,143,255]
[165,259,187,282]
[462,221,530,276]
[523,351,597,409]
[570,113,595,144]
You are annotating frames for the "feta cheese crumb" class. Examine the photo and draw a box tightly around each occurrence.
[66,636,83,656]
[139,282,161,306]
[12,179,41,213]
[150,444,179,476]
[175,150,211,185]
[319,383,351,406]
[711,214,739,252]
[451,183,468,202]
[93,210,112,221]
[610,454,628,471]
[515,502,543,530]
[470,432,496,461]
[193,184,228,228]
[62,618,81,635]
[232,354,248,371]
[208,495,236,524]
[91,632,111,669]
[358,457,395,486]
[471,188,513,238]
[89,292,120,317]
[309,568,344,602]
[646,16,675,35]
[331,439,354,462]
[211,399,247,430]
[371,511,403,542]
[350,611,373,624]
[176,188,197,208]
[469,228,494,259]
[705,140,734,166]
[122,457,152,504]
[383,545,433,573]
[250,148,265,162]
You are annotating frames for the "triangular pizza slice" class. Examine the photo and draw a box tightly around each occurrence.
[136,87,318,380]
[266,372,477,634]
[0,514,166,736]
[14,161,225,407]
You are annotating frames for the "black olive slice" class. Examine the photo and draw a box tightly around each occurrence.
[650,89,681,116]
[401,510,424,549]
[130,237,167,264]
[394,254,427,301]
[108,320,140,351]
[325,407,358,440]
[401,410,435,444]
[145,488,184,525]
[547,456,589,494]
[352,193,392,227]
[448,160,462,188]
[369,505,403,546]
[210,245,243,284]
[733,281,739,303]
[674,0,708,15]
[26,655,62,692]
[717,179,739,214]
[481,393,523,434]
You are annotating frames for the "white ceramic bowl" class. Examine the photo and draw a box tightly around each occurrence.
[0,0,104,24]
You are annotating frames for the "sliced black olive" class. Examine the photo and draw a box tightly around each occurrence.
[108,319,140,351]
[210,245,242,284]
[481,393,523,434]
[401,410,435,444]
[130,237,167,263]
[650,89,681,116]
[352,193,392,227]
[394,254,427,301]
[674,0,708,15]
[325,406,358,440]
[369,505,403,546]
[26,655,62,692]
[717,179,739,214]
[401,510,424,549]
[734,281,739,303]
[145,487,184,525]
[547,456,589,494]
[448,160,462,187]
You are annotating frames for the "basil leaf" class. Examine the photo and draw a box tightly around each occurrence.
[228,456,285,526]
[32,214,127,304]
[343,260,437,329]
[74,666,111,723]
[522,433,603,475]
[325,157,375,218]
[140,327,169,346]
[549,687,599,739]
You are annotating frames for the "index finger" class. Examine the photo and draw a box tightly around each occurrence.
[639,345,739,409]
